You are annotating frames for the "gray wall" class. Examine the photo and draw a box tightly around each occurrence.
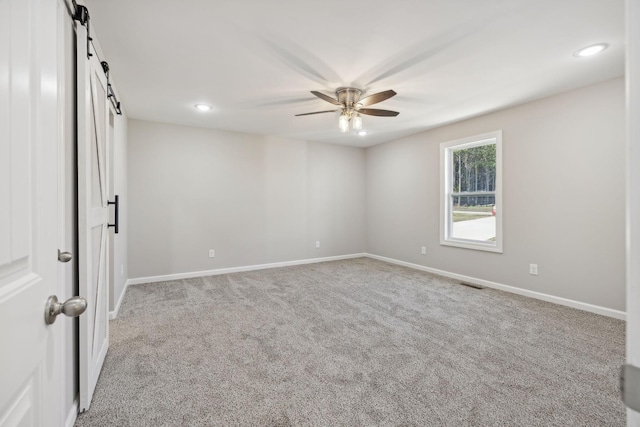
[366,78,626,311]
[127,120,366,279]
[126,78,625,313]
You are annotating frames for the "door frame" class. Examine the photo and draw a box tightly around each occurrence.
[626,0,640,423]
[58,0,80,424]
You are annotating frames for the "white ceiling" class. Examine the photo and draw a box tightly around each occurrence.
[83,0,624,147]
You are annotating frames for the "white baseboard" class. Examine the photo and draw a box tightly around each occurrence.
[127,253,367,286]
[64,397,78,427]
[365,253,627,321]
[109,279,131,320]
[123,252,625,320]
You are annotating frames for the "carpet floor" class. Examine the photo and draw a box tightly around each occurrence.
[75,258,625,426]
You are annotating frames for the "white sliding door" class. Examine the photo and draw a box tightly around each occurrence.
[76,20,110,412]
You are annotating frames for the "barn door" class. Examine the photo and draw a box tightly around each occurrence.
[76,20,110,411]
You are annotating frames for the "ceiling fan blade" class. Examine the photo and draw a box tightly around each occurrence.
[358,90,397,107]
[295,109,339,116]
[358,108,399,117]
[310,91,342,106]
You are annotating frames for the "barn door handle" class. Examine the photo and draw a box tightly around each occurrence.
[108,194,119,234]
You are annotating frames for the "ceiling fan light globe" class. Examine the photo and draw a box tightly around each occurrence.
[353,115,363,130]
[338,114,349,132]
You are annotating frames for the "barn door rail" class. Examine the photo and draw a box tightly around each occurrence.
[72,0,123,114]
[100,61,123,115]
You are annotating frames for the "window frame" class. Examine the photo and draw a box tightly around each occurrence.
[439,130,503,253]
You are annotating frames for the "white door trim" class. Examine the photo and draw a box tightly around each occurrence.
[626,0,640,423]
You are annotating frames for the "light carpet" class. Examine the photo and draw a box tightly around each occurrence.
[75,257,625,426]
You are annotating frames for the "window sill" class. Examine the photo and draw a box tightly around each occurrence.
[440,238,503,253]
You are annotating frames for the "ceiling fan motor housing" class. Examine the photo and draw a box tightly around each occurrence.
[336,87,362,117]
[336,88,362,108]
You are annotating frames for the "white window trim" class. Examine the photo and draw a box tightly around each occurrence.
[439,130,503,253]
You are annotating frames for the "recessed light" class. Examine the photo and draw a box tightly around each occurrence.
[574,43,608,57]
[357,130,368,136]
[194,104,212,111]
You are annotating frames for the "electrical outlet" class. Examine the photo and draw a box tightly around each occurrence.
[421,246,426,255]
[316,241,320,248]
[209,249,215,258]
[120,265,124,276]
[529,264,538,275]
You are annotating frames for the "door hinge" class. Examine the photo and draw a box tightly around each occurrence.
[621,364,640,412]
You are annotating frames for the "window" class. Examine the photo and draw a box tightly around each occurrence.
[440,131,502,252]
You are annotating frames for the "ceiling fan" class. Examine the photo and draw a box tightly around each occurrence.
[295,88,399,133]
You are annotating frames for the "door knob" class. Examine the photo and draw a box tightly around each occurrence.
[58,249,73,263]
[44,295,87,325]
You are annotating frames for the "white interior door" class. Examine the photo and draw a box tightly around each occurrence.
[77,21,110,412]
[0,0,65,425]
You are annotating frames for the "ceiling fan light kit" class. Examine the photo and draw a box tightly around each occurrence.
[339,111,363,133]
[296,87,399,133]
